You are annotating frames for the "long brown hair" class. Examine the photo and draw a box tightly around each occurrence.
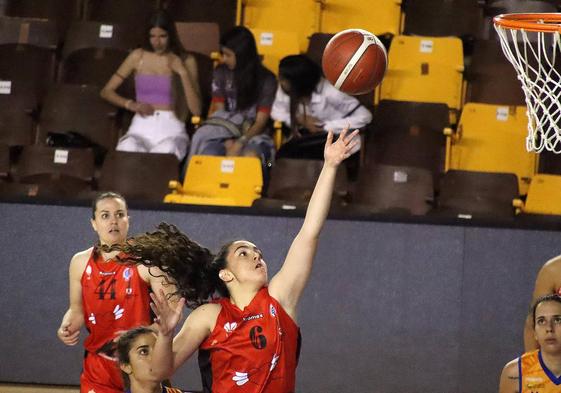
[105,223,232,308]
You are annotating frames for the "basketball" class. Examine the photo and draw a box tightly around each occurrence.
[322,29,387,95]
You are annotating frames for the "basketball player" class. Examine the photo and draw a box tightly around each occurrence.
[524,256,561,351]
[500,294,561,393]
[57,192,175,393]
[107,128,359,392]
[117,326,192,393]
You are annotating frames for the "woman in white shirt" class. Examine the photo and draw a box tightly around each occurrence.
[271,54,372,161]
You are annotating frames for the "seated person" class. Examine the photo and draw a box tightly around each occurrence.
[117,326,193,393]
[271,54,372,161]
[100,11,201,160]
[187,26,277,167]
[499,294,561,393]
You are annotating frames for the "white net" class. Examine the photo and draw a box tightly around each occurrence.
[495,22,561,153]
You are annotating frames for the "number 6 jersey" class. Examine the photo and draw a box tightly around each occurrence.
[199,287,301,393]
[81,249,151,354]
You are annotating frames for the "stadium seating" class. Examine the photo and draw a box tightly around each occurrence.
[352,164,434,215]
[36,84,119,152]
[366,100,449,182]
[4,0,80,37]
[445,103,536,194]
[164,0,236,35]
[59,21,141,87]
[250,28,300,75]
[99,151,179,203]
[513,174,561,216]
[166,155,262,207]
[379,35,465,122]
[434,170,519,219]
[85,0,158,26]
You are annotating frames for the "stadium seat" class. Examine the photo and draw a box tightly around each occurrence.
[306,33,334,67]
[403,0,484,38]
[59,21,141,87]
[320,0,401,36]
[252,158,347,211]
[164,0,236,35]
[11,145,95,198]
[85,0,158,26]
[0,143,9,180]
[379,35,464,122]
[242,0,318,52]
[250,28,300,75]
[4,0,80,37]
[465,39,524,106]
[36,84,119,152]
[99,151,179,203]
[0,17,59,99]
[366,100,449,182]
[351,164,434,216]
[513,174,561,216]
[175,22,221,115]
[434,169,519,219]
[445,103,536,194]
[0,80,38,147]
[166,155,262,207]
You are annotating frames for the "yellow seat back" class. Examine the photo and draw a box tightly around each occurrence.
[320,0,402,36]
[380,35,464,112]
[164,155,263,207]
[448,103,537,194]
[242,0,318,52]
[249,28,300,75]
[523,174,561,215]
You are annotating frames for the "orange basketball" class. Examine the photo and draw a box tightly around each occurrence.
[322,29,387,95]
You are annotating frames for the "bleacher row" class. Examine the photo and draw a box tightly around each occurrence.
[2,0,561,222]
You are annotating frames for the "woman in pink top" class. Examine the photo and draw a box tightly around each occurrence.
[101,11,201,160]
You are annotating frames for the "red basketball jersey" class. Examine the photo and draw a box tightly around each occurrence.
[81,249,151,353]
[199,288,301,393]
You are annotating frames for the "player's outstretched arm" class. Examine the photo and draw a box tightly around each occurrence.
[269,128,359,318]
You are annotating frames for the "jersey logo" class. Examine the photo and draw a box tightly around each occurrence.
[123,268,132,281]
[88,313,96,325]
[224,322,238,333]
[243,313,263,322]
[85,265,92,279]
[232,371,249,386]
[269,304,276,317]
[113,305,124,320]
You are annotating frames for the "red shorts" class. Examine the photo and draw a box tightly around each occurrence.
[80,352,123,393]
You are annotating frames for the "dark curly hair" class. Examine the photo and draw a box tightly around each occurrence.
[104,223,234,308]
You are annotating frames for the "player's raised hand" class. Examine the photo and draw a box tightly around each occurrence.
[150,289,185,337]
[324,127,359,167]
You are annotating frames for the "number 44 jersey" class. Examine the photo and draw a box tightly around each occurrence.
[199,287,301,393]
[81,249,151,354]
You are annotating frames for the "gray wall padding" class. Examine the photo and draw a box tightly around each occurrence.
[0,203,555,393]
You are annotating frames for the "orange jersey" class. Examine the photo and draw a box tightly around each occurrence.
[81,249,151,354]
[199,287,301,393]
[519,350,561,393]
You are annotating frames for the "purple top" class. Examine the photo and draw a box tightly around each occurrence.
[135,74,172,105]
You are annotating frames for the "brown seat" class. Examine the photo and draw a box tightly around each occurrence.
[60,21,141,87]
[4,0,80,37]
[260,158,348,203]
[0,81,37,147]
[403,0,484,38]
[0,143,9,179]
[434,169,519,219]
[306,33,334,67]
[0,180,93,200]
[465,39,525,106]
[37,84,118,151]
[85,0,158,26]
[366,100,449,182]
[175,22,220,116]
[98,151,179,202]
[0,16,58,48]
[352,164,434,215]
[10,145,95,198]
[164,0,236,35]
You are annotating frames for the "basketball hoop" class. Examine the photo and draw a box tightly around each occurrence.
[494,13,561,153]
